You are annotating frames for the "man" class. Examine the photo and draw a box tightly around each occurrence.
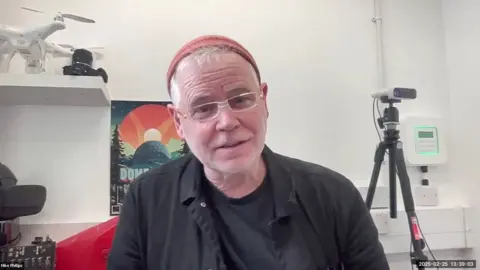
[107,35,390,270]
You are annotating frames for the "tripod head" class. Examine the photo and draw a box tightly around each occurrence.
[377,99,400,131]
[375,98,403,147]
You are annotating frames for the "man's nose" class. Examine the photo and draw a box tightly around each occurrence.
[215,105,239,131]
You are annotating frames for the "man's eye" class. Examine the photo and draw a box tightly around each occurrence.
[233,97,247,103]
[192,104,216,115]
[230,95,254,108]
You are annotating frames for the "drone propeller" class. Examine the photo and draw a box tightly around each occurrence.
[57,44,74,49]
[21,7,95,23]
[21,7,43,13]
[58,44,104,51]
[62,14,95,23]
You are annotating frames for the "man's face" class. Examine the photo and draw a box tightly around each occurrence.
[168,51,268,173]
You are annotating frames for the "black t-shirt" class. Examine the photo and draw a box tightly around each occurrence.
[204,175,283,270]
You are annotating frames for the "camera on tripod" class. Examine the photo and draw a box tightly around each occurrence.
[372,87,417,134]
[367,87,429,269]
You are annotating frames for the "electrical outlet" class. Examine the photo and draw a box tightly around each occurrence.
[371,210,390,234]
[414,186,439,206]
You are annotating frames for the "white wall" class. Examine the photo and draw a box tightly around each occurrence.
[441,0,480,262]
[0,0,476,268]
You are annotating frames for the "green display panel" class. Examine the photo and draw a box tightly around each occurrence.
[414,126,439,155]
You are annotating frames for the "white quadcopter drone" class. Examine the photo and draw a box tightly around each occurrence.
[0,7,104,74]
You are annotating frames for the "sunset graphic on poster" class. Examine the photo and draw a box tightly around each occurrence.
[110,100,190,215]
[118,104,181,156]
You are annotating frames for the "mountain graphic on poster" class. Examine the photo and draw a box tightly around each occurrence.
[110,100,191,215]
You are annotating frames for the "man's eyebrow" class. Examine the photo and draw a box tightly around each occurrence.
[188,88,251,106]
[190,94,215,106]
[226,87,251,97]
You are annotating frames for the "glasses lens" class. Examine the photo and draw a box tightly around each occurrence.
[228,93,257,111]
[190,103,218,120]
[189,93,259,120]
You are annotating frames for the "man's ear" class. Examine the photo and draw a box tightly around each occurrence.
[167,104,184,139]
[261,82,268,98]
[260,82,269,117]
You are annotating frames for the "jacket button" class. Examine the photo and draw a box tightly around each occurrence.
[200,202,207,207]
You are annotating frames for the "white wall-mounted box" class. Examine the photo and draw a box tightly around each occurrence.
[399,115,447,166]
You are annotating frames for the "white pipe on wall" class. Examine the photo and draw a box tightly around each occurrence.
[373,0,386,90]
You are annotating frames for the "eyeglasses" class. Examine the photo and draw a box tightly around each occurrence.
[178,92,264,121]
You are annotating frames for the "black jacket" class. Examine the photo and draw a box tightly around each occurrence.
[107,146,390,270]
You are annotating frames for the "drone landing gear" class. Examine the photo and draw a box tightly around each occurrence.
[25,58,46,74]
[24,42,47,74]
[0,51,16,73]
[0,54,5,73]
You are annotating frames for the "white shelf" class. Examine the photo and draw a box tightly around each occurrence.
[0,73,110,107]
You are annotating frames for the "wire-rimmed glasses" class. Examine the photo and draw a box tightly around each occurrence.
[177,92,264,121]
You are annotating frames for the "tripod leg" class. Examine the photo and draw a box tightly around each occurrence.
[395,142,428,269]
[388,143,397,218]
[366,142,387,210]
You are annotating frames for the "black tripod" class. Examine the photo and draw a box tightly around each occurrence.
[365,97,428,269]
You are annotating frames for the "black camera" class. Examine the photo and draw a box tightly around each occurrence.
[63,49,108,83]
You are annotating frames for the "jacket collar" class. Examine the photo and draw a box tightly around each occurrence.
[179,145,296,218]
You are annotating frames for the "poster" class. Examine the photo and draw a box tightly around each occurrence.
[110,100,190,216]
